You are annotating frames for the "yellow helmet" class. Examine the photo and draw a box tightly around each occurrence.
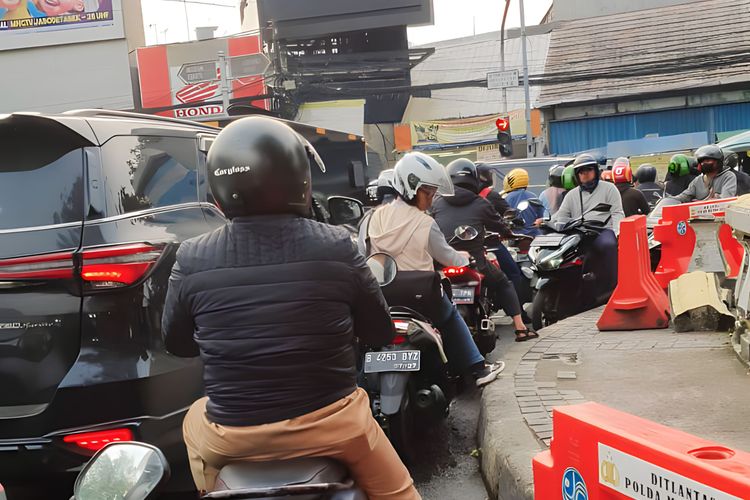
[503,168,529,192]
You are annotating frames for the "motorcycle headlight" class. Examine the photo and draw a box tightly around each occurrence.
[537,234,581,270]
[538,254,564,270]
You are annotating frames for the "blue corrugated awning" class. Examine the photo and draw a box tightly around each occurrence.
[607,132,709,158]
[550,102,750,155]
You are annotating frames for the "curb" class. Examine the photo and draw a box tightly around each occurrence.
[478,338,542,500]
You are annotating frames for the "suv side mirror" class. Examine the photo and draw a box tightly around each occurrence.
[328,196,364,226]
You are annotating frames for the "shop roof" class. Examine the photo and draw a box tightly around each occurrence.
[538,0,750,107]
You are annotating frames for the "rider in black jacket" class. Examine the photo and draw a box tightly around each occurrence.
[162,116,419,499]
[431,160,537,342]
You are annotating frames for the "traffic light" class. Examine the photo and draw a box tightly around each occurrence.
[496,117,513,157]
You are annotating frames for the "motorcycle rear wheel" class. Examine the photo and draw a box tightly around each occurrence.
[386,392,417,465]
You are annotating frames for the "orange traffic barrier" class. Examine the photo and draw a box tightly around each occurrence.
[653,198,743,290]
[597,215,670,331]
[533,402,750,499]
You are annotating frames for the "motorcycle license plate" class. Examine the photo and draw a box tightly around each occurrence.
[364,351,421,373]
[452,287,475,304]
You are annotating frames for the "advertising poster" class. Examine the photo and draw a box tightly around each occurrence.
[0,0,113,32]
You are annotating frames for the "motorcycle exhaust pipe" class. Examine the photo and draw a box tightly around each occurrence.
[480,318,495,332]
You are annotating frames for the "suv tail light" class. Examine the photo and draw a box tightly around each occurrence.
[81,243,164,290]
[63,428,134,452]
[0,251,75,280]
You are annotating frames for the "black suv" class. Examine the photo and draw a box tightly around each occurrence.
[0,110,363,497]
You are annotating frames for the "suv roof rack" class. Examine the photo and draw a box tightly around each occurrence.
[63,109,221,132]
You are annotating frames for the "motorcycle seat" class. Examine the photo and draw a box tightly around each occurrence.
[213,457,352,499]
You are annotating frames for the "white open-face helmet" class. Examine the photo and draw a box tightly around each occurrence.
[392,152,454,201]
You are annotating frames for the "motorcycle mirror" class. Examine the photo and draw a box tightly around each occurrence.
[366,253,398,287]
[454,225,479,241]
[74,442,170,500]
[328,196,364,226]
[503,208,519,222]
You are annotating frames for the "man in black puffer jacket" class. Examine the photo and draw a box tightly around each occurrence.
[162,117,419,499]
[431,160,536,342]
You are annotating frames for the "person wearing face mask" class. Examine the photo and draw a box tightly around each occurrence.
[674,145,737,202]
[546,154,625,301]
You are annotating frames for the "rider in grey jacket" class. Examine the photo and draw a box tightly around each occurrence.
[675,145,737,202]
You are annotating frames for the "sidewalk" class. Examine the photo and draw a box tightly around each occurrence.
[478,307,750,500]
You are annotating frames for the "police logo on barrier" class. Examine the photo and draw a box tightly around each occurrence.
[677,221,687,236]
[562,467,588,500]
[600,452,620,487]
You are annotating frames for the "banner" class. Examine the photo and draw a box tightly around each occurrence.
[411,115,502,146]
[0,0,113,32]
[407,110,537,148]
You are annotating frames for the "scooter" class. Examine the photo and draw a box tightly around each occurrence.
[528,203,614,330]
[443,225,498,355]
[360,253,453,464]
[69,441,365,499]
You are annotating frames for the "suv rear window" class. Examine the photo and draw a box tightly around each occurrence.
[0,148,85,231]
[101,136,199,216]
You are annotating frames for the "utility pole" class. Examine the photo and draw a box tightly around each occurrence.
[183,0,190,40]
[519,0,533,157]
[218,50,231,119]
[500,0,510,115]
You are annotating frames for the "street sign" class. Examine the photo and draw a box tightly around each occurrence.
[229,53,271,79]
[177,61,217,85]
[487,70,519,90]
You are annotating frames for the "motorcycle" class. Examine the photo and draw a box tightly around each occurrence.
[360,253,453,464]
[442,225,497,355]
[68,441,365,499]
[528,203,614,330]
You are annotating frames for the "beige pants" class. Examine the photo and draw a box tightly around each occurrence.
[183,388,421,500]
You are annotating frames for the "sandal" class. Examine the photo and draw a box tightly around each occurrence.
[515,329,539,342]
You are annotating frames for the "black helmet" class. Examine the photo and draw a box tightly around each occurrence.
[725,151,739,170]
[207,116,325,219]
[548,165,565,188]
[475,162,494,190]
[635,164,657,183]
[447,158,479,193]
[695,144,724,174]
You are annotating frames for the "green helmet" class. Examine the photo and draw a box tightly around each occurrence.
[561,165,578,190]
[668,154,698,177]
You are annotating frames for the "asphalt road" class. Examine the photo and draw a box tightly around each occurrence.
[411,322,515,500]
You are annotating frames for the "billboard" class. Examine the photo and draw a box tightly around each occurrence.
[136,34,270,119]
[0,0,123,51]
